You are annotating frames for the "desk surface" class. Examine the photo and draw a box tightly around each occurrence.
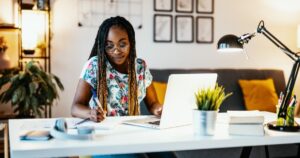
[9,112,300,158]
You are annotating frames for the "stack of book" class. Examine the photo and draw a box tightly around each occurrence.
[228,111,265,136]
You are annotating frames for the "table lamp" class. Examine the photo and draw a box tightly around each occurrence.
[217,20,300,131]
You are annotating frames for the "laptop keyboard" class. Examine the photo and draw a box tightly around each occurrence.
[148,120,160,125]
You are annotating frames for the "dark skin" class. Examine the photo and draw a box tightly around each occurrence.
[71,26,162,122]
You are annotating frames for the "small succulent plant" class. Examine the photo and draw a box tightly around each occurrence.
[195,84,232,111]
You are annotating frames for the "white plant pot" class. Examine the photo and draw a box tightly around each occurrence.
[193,110,218,136]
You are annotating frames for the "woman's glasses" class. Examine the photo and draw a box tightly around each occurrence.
[105,42,129,53]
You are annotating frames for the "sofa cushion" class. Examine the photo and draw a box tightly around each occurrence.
[238,78,278,112]
[152,81,167,104]
[143,69,285,113]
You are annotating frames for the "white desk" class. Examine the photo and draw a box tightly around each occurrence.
[9,112,300,158]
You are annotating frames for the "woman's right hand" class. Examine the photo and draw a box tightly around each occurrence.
[89,107,107,122]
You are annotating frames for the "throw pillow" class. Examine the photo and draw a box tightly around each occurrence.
[238,78,278,112]
[152,81,167,104]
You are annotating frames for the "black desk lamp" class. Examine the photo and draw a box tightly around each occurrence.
[217,20,300,131]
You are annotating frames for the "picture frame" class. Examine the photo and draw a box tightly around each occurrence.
[175,15,193,43]
[153,14,172,43]
[196,16,214,43]
[0,28,20,68]
[196,0,214,14]
[175,0,193,13]
[154,0,173,12]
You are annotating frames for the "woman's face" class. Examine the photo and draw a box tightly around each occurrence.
[105,26,130,66]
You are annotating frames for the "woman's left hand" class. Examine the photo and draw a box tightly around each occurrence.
[152,104,163,116]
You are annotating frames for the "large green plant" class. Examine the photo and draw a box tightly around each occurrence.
[195,84,232,111]
[0,61,64,117]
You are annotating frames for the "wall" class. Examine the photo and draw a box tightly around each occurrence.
[51,0,300,117]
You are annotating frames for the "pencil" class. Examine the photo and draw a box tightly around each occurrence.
[75,118,89,126]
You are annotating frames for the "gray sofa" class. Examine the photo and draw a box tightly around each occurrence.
[140,68,299,158]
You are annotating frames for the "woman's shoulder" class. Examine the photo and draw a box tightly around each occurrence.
[136,58,147,67]
[88,56,98,63]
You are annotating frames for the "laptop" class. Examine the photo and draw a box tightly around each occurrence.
[123,73,218,129]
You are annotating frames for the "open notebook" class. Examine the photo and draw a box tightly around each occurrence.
[123,73,218,129]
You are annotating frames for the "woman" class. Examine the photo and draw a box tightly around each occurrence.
[72,16,162,122]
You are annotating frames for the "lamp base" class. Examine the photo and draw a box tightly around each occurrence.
[23,50,35,55]
[267,121,300,132]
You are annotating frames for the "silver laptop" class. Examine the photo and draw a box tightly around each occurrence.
[123,73,218,129]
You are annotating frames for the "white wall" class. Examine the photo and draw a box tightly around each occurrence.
[51,0,300,117]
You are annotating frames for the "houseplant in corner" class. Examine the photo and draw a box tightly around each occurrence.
[0,61,64,118]
[194,84,232,135]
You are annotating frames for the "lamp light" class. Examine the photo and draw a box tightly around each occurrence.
[217,20,300,132]
[21,10,47,55]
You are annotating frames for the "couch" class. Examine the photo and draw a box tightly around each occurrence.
[140,68,298,158]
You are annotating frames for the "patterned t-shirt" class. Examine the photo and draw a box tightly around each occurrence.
[80,56,153,116]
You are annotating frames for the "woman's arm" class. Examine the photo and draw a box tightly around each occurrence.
[71,79,105,122]
[144,83,163,116]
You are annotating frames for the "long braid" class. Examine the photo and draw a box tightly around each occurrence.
[89,16,139,116]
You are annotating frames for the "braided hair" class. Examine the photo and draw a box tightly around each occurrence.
[89,16,139,115]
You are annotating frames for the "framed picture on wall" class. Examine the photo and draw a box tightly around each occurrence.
[175,0,193,13]
[0,28,20,68]
[175,15,193,43]
[154,0,173,12]
[196,0,214,14]
[196,16,214,43]
[153,14,172,42]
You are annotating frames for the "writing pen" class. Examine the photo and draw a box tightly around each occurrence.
[75,118,90,126]
[91,89,104,112]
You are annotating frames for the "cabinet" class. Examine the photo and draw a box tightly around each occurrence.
[19,0,51,72]
[0,0,51,72]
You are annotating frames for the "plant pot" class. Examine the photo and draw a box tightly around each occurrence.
[193,110,218,136]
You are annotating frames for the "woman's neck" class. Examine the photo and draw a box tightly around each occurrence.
[110,60,129,74]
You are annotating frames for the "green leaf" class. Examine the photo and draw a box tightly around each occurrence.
[29,82,37,96]
[12,87,22,105]
[53,75,64,90]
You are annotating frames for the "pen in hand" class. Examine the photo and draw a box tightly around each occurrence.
[91,89,104,112]
[91,90,107,122]
[75,118,89,126]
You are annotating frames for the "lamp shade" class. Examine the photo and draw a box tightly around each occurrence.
[217,34,243,53]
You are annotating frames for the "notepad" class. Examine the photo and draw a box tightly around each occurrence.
[67,117,122,130]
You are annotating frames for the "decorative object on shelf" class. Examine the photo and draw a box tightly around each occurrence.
[175,15,194,43]
[196,0,214,14]
[0,37,8,53]
[217,20,300,132]
[153,14,172,42]
[196,16,214,43]
[154,0,173,12]
[0,36,11,70]
[193,84,232,135]
[0,28,20,68]
[0,61,64,118]
[175,0,193,13]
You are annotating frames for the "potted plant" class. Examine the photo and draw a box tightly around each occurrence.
[0,61,64,118]
[194,84,232,135]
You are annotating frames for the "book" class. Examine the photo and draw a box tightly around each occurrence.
[228,110,264,124]
[228,123,265,136]
[19,130,52,141]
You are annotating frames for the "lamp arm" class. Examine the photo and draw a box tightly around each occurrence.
[257,20,299,61]
[256,20,300,121]
[277,60,300,120]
